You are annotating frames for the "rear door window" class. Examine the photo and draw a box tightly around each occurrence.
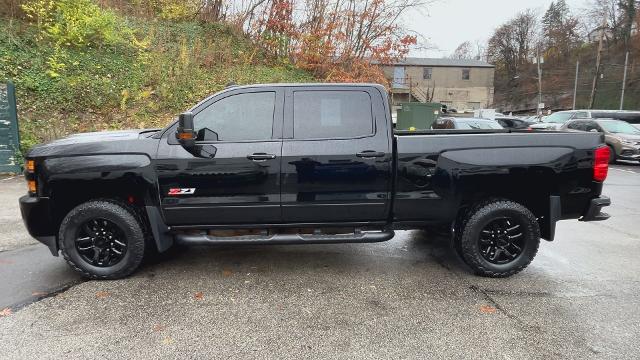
[292,91,374,139]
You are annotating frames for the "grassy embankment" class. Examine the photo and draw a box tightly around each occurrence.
[0,16,313,152]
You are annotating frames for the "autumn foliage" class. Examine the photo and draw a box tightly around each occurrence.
[247,0,419,84]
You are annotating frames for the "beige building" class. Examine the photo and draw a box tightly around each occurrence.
[379,58,495,111]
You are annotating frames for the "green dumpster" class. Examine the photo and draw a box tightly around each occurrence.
[396,102,442,131]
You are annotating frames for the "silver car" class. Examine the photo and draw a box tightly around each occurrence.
[531,110,640,131]
[561,119,640,163]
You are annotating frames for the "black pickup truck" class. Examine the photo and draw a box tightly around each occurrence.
[19,84,611,279]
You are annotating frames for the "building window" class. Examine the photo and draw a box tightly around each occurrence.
[467,102,481,110]
[462,69,470,80]
[423,67,432,80]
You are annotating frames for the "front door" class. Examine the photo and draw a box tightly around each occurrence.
[280,87,393,224]
[156,88,284,226]
[393,66,406,88]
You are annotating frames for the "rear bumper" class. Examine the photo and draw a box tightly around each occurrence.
[19,195,58,256]
[580,196,611,222]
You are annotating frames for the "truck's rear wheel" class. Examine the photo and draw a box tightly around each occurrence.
[456,199,540,277]
[59,200,146,279]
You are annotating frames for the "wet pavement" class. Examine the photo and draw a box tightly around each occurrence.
[0,164,638,359]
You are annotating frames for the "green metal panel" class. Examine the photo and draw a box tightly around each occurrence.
[0,81,21,173]
[396,102,442,131]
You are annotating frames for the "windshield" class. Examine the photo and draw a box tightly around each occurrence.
[599,120,640,135]
[544,112,574,123]
[457,120,503,130]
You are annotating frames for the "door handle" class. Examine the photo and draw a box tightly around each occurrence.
[356,151,385,159]
[247,153,277,161]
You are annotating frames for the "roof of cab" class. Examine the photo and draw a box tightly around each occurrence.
[227,83,387,90]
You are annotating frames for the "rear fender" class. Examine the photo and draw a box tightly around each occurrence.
[439,147,575,242]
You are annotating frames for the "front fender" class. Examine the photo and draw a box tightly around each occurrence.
[37,154,173,253]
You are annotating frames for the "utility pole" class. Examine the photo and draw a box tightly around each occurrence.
[589,15,608,109]
[620,51,629,110]
[537,46,543,117]
[573,61,579,110]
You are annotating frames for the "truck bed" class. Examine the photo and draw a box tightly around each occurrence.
[392,130,604,228]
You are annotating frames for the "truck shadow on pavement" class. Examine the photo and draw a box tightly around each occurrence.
[139,230,475,282]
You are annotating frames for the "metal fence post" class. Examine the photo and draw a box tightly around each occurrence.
[573,61,579,110]
[620,52,629,111]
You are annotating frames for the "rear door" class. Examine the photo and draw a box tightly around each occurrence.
[280,86,392,223]
[156,87,284,225]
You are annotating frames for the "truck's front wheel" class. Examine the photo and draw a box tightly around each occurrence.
[456,199,540,277]
[58,200,146,279]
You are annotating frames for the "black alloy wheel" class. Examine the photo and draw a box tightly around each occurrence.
[59,199,146,279]
[75,218,128,267]
[478,217,525,265]
[455,198,540,278]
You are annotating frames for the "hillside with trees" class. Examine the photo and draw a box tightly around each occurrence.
[481,0,639,113]
[0,0,422,151]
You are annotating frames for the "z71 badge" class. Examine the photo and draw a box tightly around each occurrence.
[168,188,196,195]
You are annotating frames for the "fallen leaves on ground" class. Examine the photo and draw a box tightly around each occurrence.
[153,324,166,332]
[0,308,13,317]
[31,291,47,297]
[222,268,233,277]
[480,305,497,314]
[95,291,110,299]
[194,291,204,301]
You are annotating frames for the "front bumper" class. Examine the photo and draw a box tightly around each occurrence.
[19,195,58,256]
[616,143,640,160]
[580,196,611,222]
[617,145,640,161]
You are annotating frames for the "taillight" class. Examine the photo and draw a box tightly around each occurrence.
[593,146,610,182]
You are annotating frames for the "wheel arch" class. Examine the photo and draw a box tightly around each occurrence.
[40,154,172,253]
[454,167,559,241]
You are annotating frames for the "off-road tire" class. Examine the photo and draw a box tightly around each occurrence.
[456,199,540,278]
[59,199,146,279]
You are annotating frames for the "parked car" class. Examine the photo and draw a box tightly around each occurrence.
[561,119,640,163]
[495,116,535,130]
[529,110,590,130]
[20,83,610,280]
[431,117,503,130]
[531,109,640,130]
[588,110,640,127]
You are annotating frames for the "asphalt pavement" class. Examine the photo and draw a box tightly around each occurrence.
[0,164,639,359]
